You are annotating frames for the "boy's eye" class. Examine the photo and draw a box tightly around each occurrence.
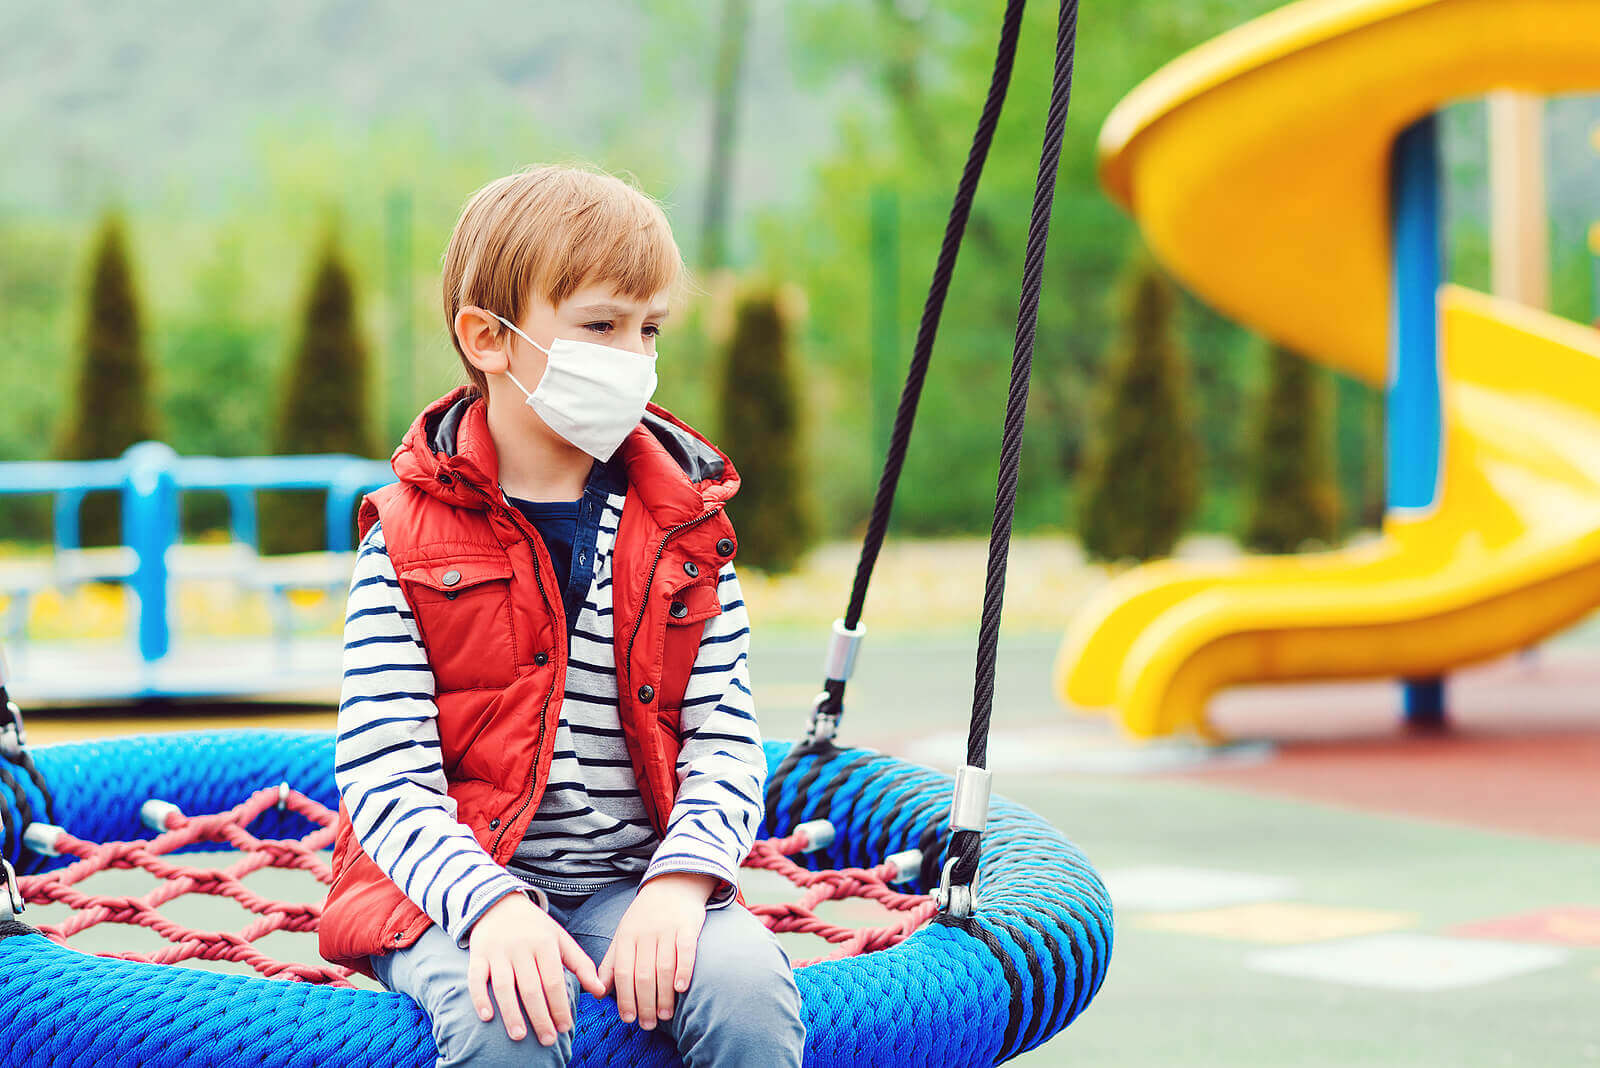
[642,325,660,338]
[584,321,612,334]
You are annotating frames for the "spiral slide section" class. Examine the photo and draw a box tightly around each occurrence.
[1055,0,1600,738]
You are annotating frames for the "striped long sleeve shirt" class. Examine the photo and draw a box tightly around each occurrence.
[332,489,765,947]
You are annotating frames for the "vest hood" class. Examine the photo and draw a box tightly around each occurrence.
[390,387,741,527]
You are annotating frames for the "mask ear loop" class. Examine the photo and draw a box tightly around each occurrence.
[488,312,550,398]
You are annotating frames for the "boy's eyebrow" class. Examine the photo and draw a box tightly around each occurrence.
[573,302,671,320]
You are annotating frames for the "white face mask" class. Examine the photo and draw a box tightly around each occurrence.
[490,312,659,462]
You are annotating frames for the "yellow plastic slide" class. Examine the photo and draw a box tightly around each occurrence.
[1055,0,1600,738]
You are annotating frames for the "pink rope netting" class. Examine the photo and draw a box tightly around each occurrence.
[14,786,935,988]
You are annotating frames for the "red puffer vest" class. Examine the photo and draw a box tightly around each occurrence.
[319,387,740,978]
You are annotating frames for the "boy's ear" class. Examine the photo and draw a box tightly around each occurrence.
[455,306,510,376]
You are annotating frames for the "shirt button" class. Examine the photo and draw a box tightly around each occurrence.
[682,561,699,577]
[716,538,734,556]
[441,569,461,587]
[638,684,655,703]
[533,651,548,666]
[579,551,587,564]
[669,600,688,619]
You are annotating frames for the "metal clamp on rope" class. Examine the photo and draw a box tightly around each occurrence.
[276,782,291,812]
[949,765,993,833]
[933,856,974,918]
[821,618,867,683]
[22,823,65,857]
[794,819,836,853]
[0,858,23,920]
[884,848,923,884]
[140,799,183,834]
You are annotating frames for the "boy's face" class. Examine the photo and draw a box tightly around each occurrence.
[457,281,670,452]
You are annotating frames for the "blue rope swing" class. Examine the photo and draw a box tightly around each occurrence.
[0,1,1112,1062]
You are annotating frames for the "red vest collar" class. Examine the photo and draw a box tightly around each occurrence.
[389,389,740,529]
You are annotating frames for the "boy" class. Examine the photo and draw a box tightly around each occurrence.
[319,164,806,1066]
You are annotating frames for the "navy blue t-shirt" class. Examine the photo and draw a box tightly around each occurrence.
[504,455,628,633]
[510,498,580,591]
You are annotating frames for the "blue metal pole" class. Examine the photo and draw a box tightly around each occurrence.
[123,442,179,664]
[227,486,258,550]
[53,489,84,551]
[1389,115,1447,727]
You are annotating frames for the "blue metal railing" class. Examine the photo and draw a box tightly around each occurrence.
[0,442,394,663]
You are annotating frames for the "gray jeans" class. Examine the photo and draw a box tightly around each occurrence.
[371,876,806,1067]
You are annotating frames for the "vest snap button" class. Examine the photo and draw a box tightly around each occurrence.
[533,651,548,666]
[437,472,454,486]
[638,684,655,703]
[489,818,500,829]
[682,560,699,577]
[441,569,461,587]
[716,538,734,556]
[669,600,688,619]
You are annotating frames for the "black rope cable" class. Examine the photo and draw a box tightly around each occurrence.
[816,0,1026,726]
[948,0,1077,887]
[764,0,1033,823]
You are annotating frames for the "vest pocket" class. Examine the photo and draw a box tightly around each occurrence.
[663,579,722,625]
[398,556,517,690]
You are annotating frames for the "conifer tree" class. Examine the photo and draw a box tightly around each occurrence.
[259,233,378,555]
[59,214,159,547]
[717,285,814,573]
[1243,343,1341,553]
[1077,251,1198,562]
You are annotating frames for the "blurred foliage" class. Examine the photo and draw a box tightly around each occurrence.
[0,2,1551,554]
[259,232,378,555]
[718,283,815,573]
[1078,249,1198,562]
[57,214,160,546]
[1243,343,1340,554]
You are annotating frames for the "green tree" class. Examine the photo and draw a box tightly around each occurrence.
[717,285,814,573]
[1077,250,1199,562]
[58,213,159,546]
[259,233,378,555]
[1243,343,1341,553]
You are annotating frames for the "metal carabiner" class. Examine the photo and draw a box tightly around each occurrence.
[933,855,975,918]
[0,858,24,920]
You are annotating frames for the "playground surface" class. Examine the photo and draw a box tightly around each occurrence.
[20,618,1600,1066]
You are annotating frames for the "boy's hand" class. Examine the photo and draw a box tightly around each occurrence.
[467,890,606,1046]
[598,872,718,1030]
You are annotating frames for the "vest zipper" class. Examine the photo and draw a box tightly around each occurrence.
[451,475,559,856]
[624,507,721,699]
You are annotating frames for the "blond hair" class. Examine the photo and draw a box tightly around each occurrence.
[442,164,684,396]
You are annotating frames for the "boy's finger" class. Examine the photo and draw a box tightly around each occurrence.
[511,948,556,1045]
[632,933,659,1029]
[613,937,637,1024]
[559,930,606,997]
[489,956,528,1042]
[468,950,494,1022]
[517,954,559,1047]
[536,943,574,1034]
[655,937,676,1022]
[597,945,615,995]
[673,929,697,994]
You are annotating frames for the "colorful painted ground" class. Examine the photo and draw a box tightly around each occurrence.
[21,622,1600,1066]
